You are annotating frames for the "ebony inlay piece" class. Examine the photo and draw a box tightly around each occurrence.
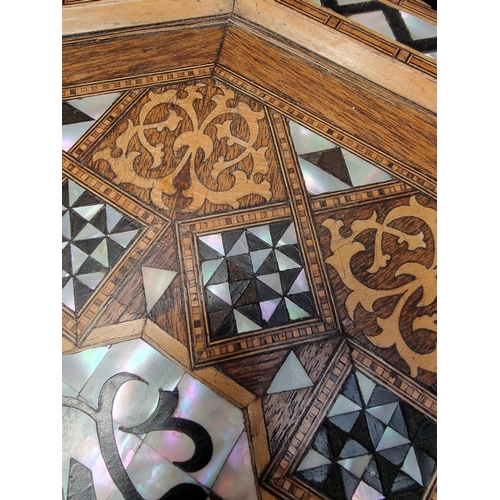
[62,178,141,312]
[295,370,436,499]
[198,221,316,340]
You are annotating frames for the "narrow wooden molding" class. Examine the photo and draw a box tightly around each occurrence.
[233,0,436,112]
[245,399,276,500]
[143,320,256,409]
[62,0,233,36]
[62,319,147,354]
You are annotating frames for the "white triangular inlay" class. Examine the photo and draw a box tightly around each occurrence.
[250,249,272,273]
[233,309,261,334]
[106,205,123,232]
[207,283,232,305]
[68,180,85,206]
[73,223,104,241]
[257,273,283,295]
[276,223,298,247]
[275,249,301,271]
[247,225,272,246]
[267,351,313,394]
[90,240,109,267]
[338,454,372,479]
[355,371,376,405]
[328,394,362,418]
[260,299,281,322]
[62,278,75,311]
[401,447,423,486]
[288,269,310,294]
[227,232,249,257]
[199,234,225,256]
[366,402,399,425]
[142,267,178,313]
[76,272,106,291]
[70,244,88,274]
[73,204,104,221]
[108,230,138,248]
[285,298,311,320]
[353,480,384,500]
[62,211,71,239]
[376,428,410,452]
[297,449,332,472]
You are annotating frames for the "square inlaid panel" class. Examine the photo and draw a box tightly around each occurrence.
[198,220,316,340]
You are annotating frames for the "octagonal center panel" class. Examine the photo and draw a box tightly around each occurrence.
[62,338,258,500]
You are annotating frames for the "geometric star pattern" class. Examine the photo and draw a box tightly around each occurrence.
[289,121,394,195]
[318,0,437,57]
[198,221,316,340]
[62,178,141,312]
[295,370,436,500]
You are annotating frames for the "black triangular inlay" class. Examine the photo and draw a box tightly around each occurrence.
[69,211,88,239]
[373,454,401,497]
[235,303,263,326]
[266,299,289,327]
[256,279,282,301]
[90,206,108,234]
[226,253,254,275]
[390,470,422,496]
[270,220,293,247]
[72,237,105,256]
[234,279,259,308]
[227,259,254,281]
[349,415,375,453]
[296,465,330,493]
[206,260,229,286]
[367,385,400,409]
[280,268,303,295]
[222,229,245,255]
[211,310,238,340]
[62,245,73,274]
[399,401,427,442]
[75,257,107,276]
[276,244,304,266]
[111,217,141,233]
[342,372,364,408]
[106,238,126,268]
[255,251,279,276]
[301,148,353,187]
[204,289,231,313]
[229,280,251,305]
[325,419,350,459]
[62,180,70,208]
[73,279,94,311]
[62,101,94,126]
[246,231,272,251]
[312,425,335,462]
[286,291,316,316]
[413,447,436,486]
[198,240,224,260]
[208,309,232,336]
[72,190,102,208]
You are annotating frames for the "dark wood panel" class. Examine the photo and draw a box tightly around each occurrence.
[218,24,436,181]
[63,25,225,87]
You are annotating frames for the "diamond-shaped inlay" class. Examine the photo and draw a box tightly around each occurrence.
[295,370,436,499]
[198,221,316,340]
[62,179,142,312]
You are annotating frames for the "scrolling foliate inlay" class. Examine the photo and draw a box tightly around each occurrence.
[88,80,285,218]
[319,195,436,383]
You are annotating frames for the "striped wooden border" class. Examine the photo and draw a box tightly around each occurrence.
[214,67,437,199]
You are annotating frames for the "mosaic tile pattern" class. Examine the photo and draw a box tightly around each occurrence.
[62,178,141,312]
[289,121,394,195]
[62,92,122,151]
[62,339,253,499]
[198,221,316,340]
[295,370,436,499]
[319,0,437,57]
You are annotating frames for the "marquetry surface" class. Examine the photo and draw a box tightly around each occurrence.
[273,0,437,77]
[62,70,436,500]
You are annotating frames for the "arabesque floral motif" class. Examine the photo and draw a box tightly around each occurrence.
[92,83,272,212]
[322,196,436,377]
